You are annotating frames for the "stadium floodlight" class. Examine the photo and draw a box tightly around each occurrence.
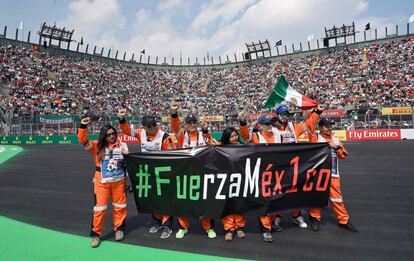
[245,39,272,61]
[324,22,357,47]
[38,22,74,50]
[409,13,414,23]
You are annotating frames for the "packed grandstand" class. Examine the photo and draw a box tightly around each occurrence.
[0,30,413,136]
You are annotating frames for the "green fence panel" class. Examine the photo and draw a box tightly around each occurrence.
[1,135,96,145]
[1,133,224,145]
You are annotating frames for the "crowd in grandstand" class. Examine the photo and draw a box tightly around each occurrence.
[1,36,413,134]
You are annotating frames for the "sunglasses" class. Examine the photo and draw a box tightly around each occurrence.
[278,112,290,117]
[144,123,157,128]
[106,132,116,137]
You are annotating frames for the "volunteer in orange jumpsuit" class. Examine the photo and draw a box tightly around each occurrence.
[308,119,358,232]
[78,117,129,248]
[118,108,177,239]
[169,102,217,239]
[220,126,247,241]
[240,104,324,242]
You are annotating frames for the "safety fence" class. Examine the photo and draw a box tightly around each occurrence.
[1,108,413,137]
[1,128,414,145]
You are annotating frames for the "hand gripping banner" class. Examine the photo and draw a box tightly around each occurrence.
[125,143,332,219]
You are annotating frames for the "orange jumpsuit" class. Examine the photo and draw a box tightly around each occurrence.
[170,115,216,147]
[78,127,128,237]
[170,115,216,231]
[221,214,246,233]
[120,119,177,226]
[308,132,350,224]
[240,111,320,232]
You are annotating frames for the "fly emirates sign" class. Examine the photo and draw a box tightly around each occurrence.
[347,129,401,140]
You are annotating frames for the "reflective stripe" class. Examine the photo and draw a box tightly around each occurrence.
[176,129,182,137]
[330,197,343,203]
[84,141,93,150]
[302,123,307,132]
[317,134,340,177]
[257,131,280,144]
[93,205,107,211]
[183,131,205,148]
[271,122,297,143]
[112,203,127,208]
[131,128,136,137]
[141,130,164,152]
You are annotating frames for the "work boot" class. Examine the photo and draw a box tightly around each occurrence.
[309,216,320,232]
[339,222,358,232]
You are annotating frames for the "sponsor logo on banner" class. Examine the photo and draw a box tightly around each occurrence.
[346,129,401,140]
[161,116,224,122]
[200,115,224,122]
[321,110,346,117]
[247,113,275,121]
[39,117,73,124]
[381,107,412,115]
[36,115,74,124]
[119,134,139,143]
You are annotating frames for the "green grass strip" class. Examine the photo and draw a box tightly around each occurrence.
[0,146,247,261]
[0,145,22,165]
[0,215,246,261]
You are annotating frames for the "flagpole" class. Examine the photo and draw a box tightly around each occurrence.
[19,22,24,48]
[21,25,24,48]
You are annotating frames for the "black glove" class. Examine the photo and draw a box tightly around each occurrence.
[126,185,133,193]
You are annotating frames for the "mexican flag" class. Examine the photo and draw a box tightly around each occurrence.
[264,75,318,110]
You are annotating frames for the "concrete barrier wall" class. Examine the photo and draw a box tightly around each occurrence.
[1,129,414,145]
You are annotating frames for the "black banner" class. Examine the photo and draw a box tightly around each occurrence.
[125,143,332,219]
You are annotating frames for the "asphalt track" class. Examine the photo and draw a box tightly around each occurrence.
[0,141,413,260]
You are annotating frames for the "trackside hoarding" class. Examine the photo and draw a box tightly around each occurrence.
[346,129,401,141]
[1,129,414,145]
[381,107,412,115]
[401,129,414,139]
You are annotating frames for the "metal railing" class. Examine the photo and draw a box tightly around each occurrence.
[1,113,413,136]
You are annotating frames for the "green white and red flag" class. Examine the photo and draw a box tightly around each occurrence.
[264,75,318,110]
